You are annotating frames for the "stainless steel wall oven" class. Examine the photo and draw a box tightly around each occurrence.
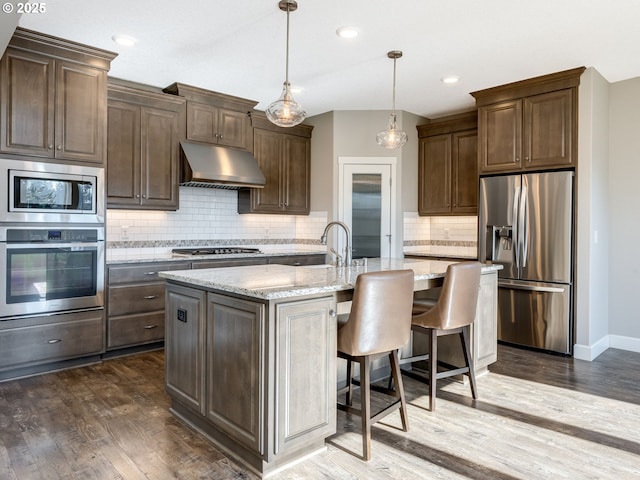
[0,226,105,319]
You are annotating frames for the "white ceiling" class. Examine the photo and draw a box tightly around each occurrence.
[17,0,640,119]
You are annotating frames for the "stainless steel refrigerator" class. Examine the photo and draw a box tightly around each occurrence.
[478,171,574,355]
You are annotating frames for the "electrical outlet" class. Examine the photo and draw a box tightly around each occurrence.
[120,226,129,240]
[264,228,269,238]
[444,228,450,240]
[177,308,187,323]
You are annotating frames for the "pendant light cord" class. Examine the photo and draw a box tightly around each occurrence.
[285,3,290,84]
[391,56,397,116]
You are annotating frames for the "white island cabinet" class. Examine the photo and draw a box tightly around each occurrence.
[160,259,501,478]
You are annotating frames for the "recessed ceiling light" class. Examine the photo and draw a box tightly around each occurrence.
[441,75,460,84]
[112,34,137,47]
[336,26,359,39]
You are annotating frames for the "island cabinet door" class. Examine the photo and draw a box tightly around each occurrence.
[273,296,337,458]
[165,284,206,414]
[206,293,266,455]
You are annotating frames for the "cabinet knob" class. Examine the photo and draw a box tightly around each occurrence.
[329,309,337,318]
[525,156,530,162]
[516,157,520,163]
[142,194,146,198]
[219,134,223,139]
[47,144,53,150]
[135,194,140,198]
[56,145,62,151]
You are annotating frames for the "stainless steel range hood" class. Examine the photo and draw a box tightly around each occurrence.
[179,141,265,189]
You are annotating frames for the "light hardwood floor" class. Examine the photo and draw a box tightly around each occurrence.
[1,345,639,479]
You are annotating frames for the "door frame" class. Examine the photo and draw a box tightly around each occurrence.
[338,156,398,258]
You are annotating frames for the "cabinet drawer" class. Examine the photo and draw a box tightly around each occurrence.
[108,283,165,316]
[268,254,325,266]
[108,311,165,349]
[108,261,190,284]
[0,314,104,370]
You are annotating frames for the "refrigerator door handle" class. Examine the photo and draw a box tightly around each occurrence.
[498,282,566,294]
[513,183,521,268]
[519,179,528,268]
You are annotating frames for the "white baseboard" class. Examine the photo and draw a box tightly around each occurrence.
[574,334,640,361]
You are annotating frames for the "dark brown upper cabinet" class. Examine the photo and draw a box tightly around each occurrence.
[163,83,257,151]
[0,28,116,165]
[472,67,585,174]
[107,81,185,210]
[417,111,478,216]
[238,113,312,215]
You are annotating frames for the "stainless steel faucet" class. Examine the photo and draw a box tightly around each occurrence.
[320,221,352,267]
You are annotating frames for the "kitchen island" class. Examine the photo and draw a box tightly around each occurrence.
[159,258,501,477]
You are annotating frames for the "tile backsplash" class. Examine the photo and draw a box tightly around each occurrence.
[106,187,479,261]
[106,186,328,261]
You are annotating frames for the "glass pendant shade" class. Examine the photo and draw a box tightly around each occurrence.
[266,81,306,127]
[267,0,306,128]
[376,113,408,149]
[376,50,407,149]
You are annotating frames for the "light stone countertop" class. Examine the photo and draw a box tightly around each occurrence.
[159,257,502,300]
[106,250,326,265]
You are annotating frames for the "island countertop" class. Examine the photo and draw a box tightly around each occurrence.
[159,257,501,300]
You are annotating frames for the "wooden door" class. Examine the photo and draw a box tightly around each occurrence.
[218,107,248,149]
[250,128,283,213]
[418,134,451,215]
[275,296,336,456]
[452,130,478,214]
[0,48,55,157]
[206,293,265,454]
[107,100,141,206]
[55,61,105,164]
[141,106,179,209]
[523,89,573,169]
[165,284,206,415]
[478,99,522,173]
[282,134,310,214]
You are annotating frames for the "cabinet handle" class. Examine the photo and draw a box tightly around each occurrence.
[143,295,159,300]
[47,338,62,344]
[143,324,159,330]
[144,272,158,276]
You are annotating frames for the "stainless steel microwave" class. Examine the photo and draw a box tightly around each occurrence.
[0,158,104,224]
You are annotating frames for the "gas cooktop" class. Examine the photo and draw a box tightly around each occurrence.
[171,247,262,256]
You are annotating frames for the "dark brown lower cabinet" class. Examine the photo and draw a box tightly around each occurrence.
[164,281,336,476]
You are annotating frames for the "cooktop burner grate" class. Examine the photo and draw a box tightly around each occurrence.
[171,247,262,256]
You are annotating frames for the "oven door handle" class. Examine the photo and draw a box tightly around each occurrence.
[5,242,99,249]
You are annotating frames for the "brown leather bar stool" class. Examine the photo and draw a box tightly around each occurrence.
[402,261,482,412]
[336,269,415,461]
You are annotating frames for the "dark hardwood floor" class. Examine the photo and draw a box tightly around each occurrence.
[1,345,640,479]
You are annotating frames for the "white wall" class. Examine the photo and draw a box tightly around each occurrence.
[0,12,20,58]
[608,77,640,348]
[574,68,611,360]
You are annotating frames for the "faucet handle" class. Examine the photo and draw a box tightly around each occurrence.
[330,247,343,267]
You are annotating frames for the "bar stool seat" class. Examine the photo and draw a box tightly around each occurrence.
[401,261,483,411]
[336,269,415,461]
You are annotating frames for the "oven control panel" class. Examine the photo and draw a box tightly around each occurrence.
[3,228,103,243]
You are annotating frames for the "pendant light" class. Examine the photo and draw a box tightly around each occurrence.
[376,50,408,149]
[266,0,306,127]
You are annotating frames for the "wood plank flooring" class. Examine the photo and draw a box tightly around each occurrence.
[1,345,640,479]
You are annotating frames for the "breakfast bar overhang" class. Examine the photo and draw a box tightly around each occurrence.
[159,259,501,478]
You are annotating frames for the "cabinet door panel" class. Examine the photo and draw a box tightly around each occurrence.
[165,285,206,414]
[0,48,54,156]
[275,297,336,455]
[419,134,451,215]
[141,106,179,208]
[251,128,283,212]
[283,135,310,214]
[452,130,478,214]
[524,89,573,168]
[56,61,105,163]
[206,293,264,454]
[218,108,248,149]
[107,101,141,205]
[187,102,217,143]
[478,100,522,173]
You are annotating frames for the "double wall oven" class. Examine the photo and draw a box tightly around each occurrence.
[0,159,105,320]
